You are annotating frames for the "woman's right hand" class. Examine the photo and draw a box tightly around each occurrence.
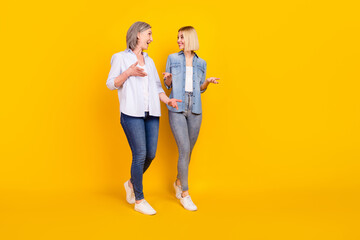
[167,98,182,110]
[162,72,173,81]
[126,61,147,77]
[163,72,173,87]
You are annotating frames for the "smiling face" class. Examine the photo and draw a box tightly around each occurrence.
[137,28,153,50]
[177,31,185,50]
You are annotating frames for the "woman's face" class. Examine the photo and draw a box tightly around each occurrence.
[137,28,153,50]
[177,31,185,50]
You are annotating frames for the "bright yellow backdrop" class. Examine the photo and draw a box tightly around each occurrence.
[1,0,359,239]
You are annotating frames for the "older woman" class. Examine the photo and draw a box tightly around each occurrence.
[163,26,219,211]
[106,21,181,215]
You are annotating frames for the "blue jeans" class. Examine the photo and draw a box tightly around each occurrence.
[169,92,202,191]
[120,112,159,200]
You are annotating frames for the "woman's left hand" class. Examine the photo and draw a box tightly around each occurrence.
[167,98,182,110]
[206,77,220,84]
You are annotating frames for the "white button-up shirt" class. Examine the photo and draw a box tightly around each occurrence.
[106,49,165,117]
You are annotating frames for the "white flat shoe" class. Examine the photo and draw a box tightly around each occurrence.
[134,200,156,215]
[124,180,135,204]
[173,182,182,199]
[180,195,197,211]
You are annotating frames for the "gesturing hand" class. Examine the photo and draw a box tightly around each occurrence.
[167,98,182,110]
[127,61,147,77]
[206,77,220,84]
[162,72,173,81]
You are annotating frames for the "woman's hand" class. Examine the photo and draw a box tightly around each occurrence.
[206,77,220,84]
[113,61,146,88]
[126,61,147,77]
[163,72,173,87]
[200,77,220,91]
[167,98,182,110]
[159,93,181,109]
[162,72,172,81]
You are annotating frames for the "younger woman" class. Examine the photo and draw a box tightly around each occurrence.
[163,26,220,211]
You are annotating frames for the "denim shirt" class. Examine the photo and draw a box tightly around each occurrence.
[164,51,207,114]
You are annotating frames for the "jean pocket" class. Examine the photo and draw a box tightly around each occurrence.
[197,67,205,81]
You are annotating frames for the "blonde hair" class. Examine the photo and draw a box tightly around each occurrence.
[178,26,199,51]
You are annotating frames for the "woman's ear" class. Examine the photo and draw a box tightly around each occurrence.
[137,32,140,39]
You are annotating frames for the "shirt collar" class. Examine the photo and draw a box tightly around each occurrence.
[126,48,148,58]
[178,50,199,58]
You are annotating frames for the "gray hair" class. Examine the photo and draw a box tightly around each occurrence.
[126,21,151,50]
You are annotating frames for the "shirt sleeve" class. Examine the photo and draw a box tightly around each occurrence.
[151,59,165,94]
[200,61,207,93]
[164,56,172,89]
[106,54,123,90]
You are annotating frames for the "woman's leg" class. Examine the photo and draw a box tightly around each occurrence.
[120,113,147,201]
[169,111,191,192]
[143,113,159,173]
[187,112,202,164]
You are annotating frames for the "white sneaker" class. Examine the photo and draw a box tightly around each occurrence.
[180,195,197,211]
[124,180,135,204]
[134,200,157,215]
[173,182,182,199]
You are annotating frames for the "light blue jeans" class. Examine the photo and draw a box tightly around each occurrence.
[169,92,202,191]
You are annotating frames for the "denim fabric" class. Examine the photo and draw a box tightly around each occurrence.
[120,112,159,200]
[169,92,202,191]
[164,51,207,114]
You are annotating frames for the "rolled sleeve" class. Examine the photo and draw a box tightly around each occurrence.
[200,61,207,93]
[106,54,122,90]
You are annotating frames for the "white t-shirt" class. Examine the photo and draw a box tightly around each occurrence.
[185,66,193,92]
[137,64,149,111]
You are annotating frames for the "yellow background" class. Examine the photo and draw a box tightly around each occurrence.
[1,0,360,239]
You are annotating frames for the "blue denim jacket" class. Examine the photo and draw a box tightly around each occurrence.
[164,51,207,114]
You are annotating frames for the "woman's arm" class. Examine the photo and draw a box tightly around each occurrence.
[198,61,220,92]
[163,72,173,88]
[200,79,210,91]
[159,92,181,110]
[113,70,131,89]
[149,58,181,109]
[114,61,147,88]
[200,77,220,91]
[163,56,172,89]
[106,56,147,90]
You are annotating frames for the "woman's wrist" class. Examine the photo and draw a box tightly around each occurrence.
[201,80,209,90]
[124,69,131,78]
